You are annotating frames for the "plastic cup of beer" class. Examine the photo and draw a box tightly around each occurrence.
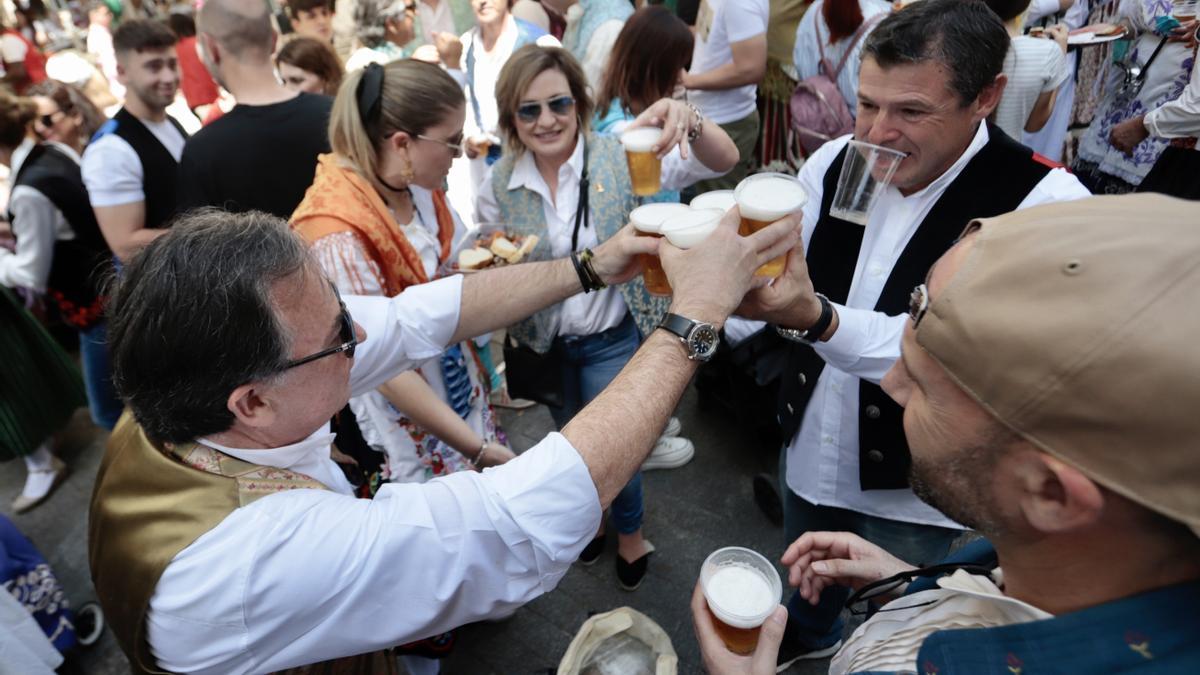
[700,547,783,656]
[630,202,691,295]
[733,173,808,278]
[661,207,723,249]
[689,189,737,213]
[621,127,664,197]
[1172,0,1197,20]
[828,140,906,226]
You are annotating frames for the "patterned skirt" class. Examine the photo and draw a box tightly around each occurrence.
[0,287,86,461]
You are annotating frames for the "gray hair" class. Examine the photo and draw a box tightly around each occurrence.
[354,0,407,48]
[106,209,311,443]
[862,0,1009,106]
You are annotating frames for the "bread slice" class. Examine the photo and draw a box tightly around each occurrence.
[458,247,495,270]
[489,236,520,259]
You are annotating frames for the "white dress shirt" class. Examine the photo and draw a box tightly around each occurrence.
[147,277,603,674]
[0,139,77,292]
[477,135,628,337]
[786,125,1091,528]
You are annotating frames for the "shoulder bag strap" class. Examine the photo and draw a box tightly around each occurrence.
[833,12,885,80]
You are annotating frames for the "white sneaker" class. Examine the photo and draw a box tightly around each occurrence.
[642,436,694,471]
[662,416,682,437]
[13,457,67,513]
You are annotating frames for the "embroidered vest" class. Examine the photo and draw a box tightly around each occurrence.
[563,0,634,65]
[489,133,669,353]
[777,126,1054,490]
[87,412,397,674]
[92,109,186,231]
[8,143,111,329]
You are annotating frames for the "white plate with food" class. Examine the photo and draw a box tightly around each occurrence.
[1067,24,1126,45]
[440,224,540,276]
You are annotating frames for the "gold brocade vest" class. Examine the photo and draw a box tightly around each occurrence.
[87,411,397,675]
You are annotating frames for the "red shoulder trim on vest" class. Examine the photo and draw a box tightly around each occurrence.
[1031,152,1064,170]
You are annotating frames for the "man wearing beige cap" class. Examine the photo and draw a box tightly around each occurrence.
[697,194,1200,673]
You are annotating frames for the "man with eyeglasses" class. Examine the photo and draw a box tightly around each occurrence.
[176,0,334,219]
[697,194,1200,674]
[744,1,1091,666]
[88,205,801,672]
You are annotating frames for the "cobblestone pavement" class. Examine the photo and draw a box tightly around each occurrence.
[2,385,833,674]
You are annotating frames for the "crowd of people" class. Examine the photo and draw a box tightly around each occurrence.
[1,0,1198,673]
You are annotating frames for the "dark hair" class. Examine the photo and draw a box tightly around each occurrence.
[981,0,1032,23]
[863,0,1009,105]
[112,19,178,55]
[27,80,105,143]
[496,45,593,155]
[107,209,311,444]
[288,0,335,19]
[277,36,344,96]
[597,6,692,117]
[0,90,37,149]
[167,12,197,38]
[823,0,865,43]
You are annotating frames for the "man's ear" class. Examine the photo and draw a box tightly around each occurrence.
[1015,452,1106,534]
[972,73,1007,122]
[227,381,278,431]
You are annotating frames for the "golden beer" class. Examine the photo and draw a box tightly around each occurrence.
[630,202,690,296]
[700,549,782,657]
[621,128,663,197]
[734,173,808,277]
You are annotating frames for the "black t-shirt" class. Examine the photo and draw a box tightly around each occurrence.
[178,92,332,219]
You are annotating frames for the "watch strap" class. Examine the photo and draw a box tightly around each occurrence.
[657,312,696,340]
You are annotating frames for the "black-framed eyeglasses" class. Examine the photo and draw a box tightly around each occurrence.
[908,283,929,328]
[281,286,358,371]
[38,111,63,128]
[515,95,575,123]
[405,129,464,157]
[845,562,996,615]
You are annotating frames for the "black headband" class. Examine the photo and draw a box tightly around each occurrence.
[356,62,386,137]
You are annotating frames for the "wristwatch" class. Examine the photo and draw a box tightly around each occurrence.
[657,312,720,362]
[775,293,834,344]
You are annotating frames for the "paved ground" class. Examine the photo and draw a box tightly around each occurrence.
[2,384,837,674]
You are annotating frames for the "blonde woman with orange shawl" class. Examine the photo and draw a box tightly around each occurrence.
[293,60,514,484]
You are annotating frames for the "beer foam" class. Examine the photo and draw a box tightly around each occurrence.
[705,565,776,628]
[661,208,722,248]
[620,127,662,153]
[735,175,807,221]
[690,190,737,212]
[630,202,691,233]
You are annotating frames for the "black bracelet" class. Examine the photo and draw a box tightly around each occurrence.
[802,293,834,343]
[579,249,607,291]
[570,251,594,293]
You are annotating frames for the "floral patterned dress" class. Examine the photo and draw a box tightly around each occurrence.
[1075,0,1196,190]
[293,156,505,485]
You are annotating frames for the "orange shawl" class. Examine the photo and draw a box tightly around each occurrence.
[291,154,456,295]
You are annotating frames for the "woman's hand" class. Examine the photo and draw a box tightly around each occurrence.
[1110,115,1150,155]
[626,98,703,160]
[1045,24,1069,53]
[474,441,516,469]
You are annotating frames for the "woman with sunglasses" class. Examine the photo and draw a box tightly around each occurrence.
[26,80,104,157]
[476,45,736,591]
[0,89,118,510]
[293,60,515,498]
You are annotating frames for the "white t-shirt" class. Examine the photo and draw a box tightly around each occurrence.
[686,0,769,125]
[81,117,186,208]
[993,36,1069,141]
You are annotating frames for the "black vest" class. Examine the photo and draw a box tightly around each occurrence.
[104,108,186,230]
[9,143,112,329]
[777,126,1053,490]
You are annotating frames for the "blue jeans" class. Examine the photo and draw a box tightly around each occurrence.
[780,447,961,649]
[548,313,643,534]
[79,321,122,430]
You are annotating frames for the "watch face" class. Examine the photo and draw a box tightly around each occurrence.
[688,325,720,359]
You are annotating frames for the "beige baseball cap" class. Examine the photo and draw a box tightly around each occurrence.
[915,194,1200,536]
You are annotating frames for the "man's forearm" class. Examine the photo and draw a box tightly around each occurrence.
[450,257,580,344]
[686,61,762,91]
[562,331,698,506]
